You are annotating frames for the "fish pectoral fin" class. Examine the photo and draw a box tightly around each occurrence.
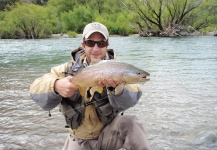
[91,86,103,93]
[78,86,103,97]
[78,87,86,97]
[97,86,103,93]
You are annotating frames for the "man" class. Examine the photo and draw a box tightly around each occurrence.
[30,22,149,150]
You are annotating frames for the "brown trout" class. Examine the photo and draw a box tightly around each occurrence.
[71,60,150,95]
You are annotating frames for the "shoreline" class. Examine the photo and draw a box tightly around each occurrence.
[51,32,216,38]
[50,34,141,38]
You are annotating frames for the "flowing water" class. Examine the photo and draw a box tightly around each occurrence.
[0,36,217,150]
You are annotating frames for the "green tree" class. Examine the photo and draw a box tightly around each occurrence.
[46,6,63,34]
[61,5,94,33]
[47,0,80,14]
[0,11,6,21]
[193,0,217,32]
[0,3,52,39]
[94,13,133,36]
[0,0,20,11]
[124,0,216,36]
[47,0,136,35]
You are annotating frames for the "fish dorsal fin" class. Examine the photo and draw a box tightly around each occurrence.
[90,59,121,66]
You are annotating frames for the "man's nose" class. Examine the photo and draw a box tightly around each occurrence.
[93,43,99,50]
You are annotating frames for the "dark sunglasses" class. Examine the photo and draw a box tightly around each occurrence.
[84,40,108,48]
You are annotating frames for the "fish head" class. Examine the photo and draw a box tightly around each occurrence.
[122,66,150,84]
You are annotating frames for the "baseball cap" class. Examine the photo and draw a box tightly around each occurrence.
[82,22,109,40]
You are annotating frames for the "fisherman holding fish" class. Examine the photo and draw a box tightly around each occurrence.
[30,22,150,150]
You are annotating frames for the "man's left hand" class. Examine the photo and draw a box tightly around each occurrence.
[98,78,119,88]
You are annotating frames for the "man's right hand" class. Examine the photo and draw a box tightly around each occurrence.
[54,76,78,97]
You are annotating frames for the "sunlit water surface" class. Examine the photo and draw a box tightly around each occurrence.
[0,36,217,150]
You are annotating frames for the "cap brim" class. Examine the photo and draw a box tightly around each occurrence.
[84,30,108,40]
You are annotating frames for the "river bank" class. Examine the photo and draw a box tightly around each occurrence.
[50,33,140,38]
[50,31,216,38]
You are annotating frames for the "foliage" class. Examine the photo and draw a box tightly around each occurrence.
[67,31,77,37]
[94,12,136,36]
[60,6,94,34]
[0,11,6,20]
[47,0,81,14]
[123,0,217,36]
[46,6,62,34]
[0,0,20,11]
[196,0,217,32]
[0,0,216,38]
[0,3,52,39]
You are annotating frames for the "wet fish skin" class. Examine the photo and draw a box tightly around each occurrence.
[71,60,150,88]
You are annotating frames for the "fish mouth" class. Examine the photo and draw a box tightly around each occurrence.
[141,74,150,80]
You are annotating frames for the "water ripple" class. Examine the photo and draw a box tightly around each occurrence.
[1,36,217,149]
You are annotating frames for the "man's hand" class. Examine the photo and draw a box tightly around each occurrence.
[54,76,78,97]
[98,78,120,88]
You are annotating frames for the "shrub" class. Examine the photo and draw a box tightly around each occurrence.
[0,3,52,39]
[67,31,77,37]
[61,5,94,34]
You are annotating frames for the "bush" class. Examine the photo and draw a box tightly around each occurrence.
[95,13,136,35]
[0,11,6,20]
[67,31,77,37]
[0,3,52,39]
[61,6,94,34]
[46,6,63,34]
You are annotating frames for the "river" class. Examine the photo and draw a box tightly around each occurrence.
[0,36,217,150]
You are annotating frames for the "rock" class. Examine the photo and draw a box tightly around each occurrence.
[194,131,217,147]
